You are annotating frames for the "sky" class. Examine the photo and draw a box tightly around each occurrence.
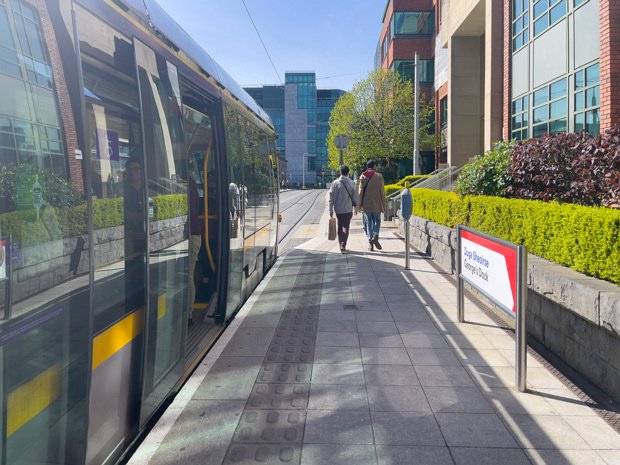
[155,0,387,91]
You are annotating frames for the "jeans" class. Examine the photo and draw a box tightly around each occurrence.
[363,212,381,241]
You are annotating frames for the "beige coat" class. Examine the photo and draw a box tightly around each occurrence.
[358,170,386,213]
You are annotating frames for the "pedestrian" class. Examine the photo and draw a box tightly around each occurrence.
[329,165,358,254]
[358,160,386,251]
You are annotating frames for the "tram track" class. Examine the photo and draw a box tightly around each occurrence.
[278,189,326,245]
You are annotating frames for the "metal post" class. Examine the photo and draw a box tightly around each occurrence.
[339,148,343,166]
[404,219,410,270]
[302,154,305,189]
[516,246,528,392]
[413,52,420,175]
[457,226,464,322]
[3,236,12,320]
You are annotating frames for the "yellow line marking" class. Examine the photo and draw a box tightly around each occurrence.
[7,363,61,437]
[157,293,167,320]
[92,310,143,370]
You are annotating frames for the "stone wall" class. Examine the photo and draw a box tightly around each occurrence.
[399,215,620,402]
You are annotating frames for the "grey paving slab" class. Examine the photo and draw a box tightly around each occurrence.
[455,349,513,367]
[308,384,369,410]
[304,409,374,444]
[396,321,443,335]
[424,386,494,414]
[390,311,436,324]
[149,400,245,465]
[355,311,395,322]
[256,363,312,384]
[434,413,519,448]
[451,447,532,465]
[511,413,599,449]
[596,450,620,465]
[317,319,357,332]
[233,409,306,443]
[353,302,390,311]
[318,310,356,321]
[483,388,557,416]
[376,445,455,465]
[222,444,301,465]
[315,331,359,347]
[371,411,445,446]
[314,345,362,364]
[363,364,420,386]
[311,363,365,385]
[361,347,412,365]
[358,333,405,348]
[525,449,610,465]
[407,348,462,366]
[366,385,432,413]
[221,327,276,357]
[356,321,400,335]
[401,333,450,349]
[246,383,310,410]
[538,415,620,449]
[414,366,476,387]
[301,444,377,465]
[239,313,283,328]
[194,357,263,400]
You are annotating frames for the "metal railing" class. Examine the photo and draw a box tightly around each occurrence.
[385,165,464,220]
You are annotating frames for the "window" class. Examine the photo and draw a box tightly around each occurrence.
[512,0,529,51]
[393,60,434,83]
[440,97,448,129]
[574,62,600,135]
[307,156,316,172]
[382,36,387,63]
[532,78,567,137]
[392,12,435,36]
[574,0,587,6]
[533,0,566,37]
[511,95,528,140]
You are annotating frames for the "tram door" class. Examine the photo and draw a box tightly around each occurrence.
[183,106,222,334]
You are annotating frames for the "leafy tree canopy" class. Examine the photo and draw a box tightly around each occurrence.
[327,69,435,172]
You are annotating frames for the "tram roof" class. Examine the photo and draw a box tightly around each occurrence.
[121,0,273,126]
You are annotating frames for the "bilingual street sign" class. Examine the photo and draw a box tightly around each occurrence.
[457,225,528,392]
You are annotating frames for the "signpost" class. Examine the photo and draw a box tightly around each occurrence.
[457,225,528,391]
[334,134,349,165]
[1,238,11,320]
[400,188,412,270]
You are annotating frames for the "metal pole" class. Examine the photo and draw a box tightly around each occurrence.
[302,154,305,189]
[404,219,410,270]
[339,148,343,166]
[457,226,464,322]
[413,52,420,175]
[516,246,528,392]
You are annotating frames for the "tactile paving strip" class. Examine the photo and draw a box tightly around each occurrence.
[221,254,326,464]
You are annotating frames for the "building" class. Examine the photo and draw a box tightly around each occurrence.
[245,73,345,187]
[440,0,617,167]
[376,0,448,173]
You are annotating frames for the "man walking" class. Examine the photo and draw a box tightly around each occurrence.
[358,160,386,251]
[329,165,358,254]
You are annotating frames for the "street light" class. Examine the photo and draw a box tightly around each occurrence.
[302,153,307,189]
[413,51,421,175]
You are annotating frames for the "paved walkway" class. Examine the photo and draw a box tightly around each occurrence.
[128,207,620,465]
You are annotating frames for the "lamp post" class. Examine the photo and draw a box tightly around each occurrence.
[302,153,307,189]
[413,51,421,175]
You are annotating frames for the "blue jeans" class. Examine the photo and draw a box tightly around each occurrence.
[363,212,381,241]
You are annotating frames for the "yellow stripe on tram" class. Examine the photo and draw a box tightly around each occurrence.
[92,310,143,370]
[157,293,167,320]
[7,363,61,437]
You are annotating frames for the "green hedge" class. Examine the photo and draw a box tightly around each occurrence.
[396,175,431,187]
[411,188,620,285]
[384,184,403,198]
[0,194,189,248]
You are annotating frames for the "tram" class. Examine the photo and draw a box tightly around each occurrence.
[0,0,279,464]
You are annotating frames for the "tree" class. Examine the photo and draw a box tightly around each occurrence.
[326,69,435,173]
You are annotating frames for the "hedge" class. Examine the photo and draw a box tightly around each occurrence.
[385,175,432,197]
[411,188,620,285]
[0,194,189,248]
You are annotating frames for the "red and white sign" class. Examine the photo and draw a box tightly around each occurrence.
[460,229,518,314]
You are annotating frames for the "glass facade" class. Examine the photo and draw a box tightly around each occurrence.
[533,0,566,37]
[512,0,529,51]
[393,59,434,83]
[532,78,567,137]
[511,95,529,140]
[392,11,435,36]
[574,62,600,135]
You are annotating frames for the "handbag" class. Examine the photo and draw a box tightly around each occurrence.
[328,217,337,241]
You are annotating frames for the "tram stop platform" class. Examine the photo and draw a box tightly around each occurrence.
[127,206,620,465]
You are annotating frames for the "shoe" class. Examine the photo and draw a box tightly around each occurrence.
[372,234,382,250]
[368,241,374,251]
[340,243,346,254]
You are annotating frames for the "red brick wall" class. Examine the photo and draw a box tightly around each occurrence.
[32,0,84,193]
[503,0,511,140]
[599,0,620,131]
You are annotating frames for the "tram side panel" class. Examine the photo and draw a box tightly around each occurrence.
[0,0,91,464]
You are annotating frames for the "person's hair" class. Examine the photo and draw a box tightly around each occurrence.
[366,160,375,169]
[125,157,142,169]
[340,165,350,176]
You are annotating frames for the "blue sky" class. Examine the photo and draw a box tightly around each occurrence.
[156,0,386,91]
